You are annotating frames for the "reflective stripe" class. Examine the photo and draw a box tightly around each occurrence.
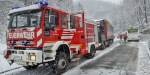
[62,34,74,36]
[43,43,55,46]
[37,28,42,37]
[37,38,42,47]
[61,36,73,39]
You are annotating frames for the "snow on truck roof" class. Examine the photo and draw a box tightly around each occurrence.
[94,19,114,27]
[85,19,98,25]
[9,4,41,14]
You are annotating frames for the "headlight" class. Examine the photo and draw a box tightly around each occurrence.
[30,55,36,61]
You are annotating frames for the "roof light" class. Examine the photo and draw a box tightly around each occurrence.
[35,1,41,4]
[35,0,48,6]
[12,6,20,10]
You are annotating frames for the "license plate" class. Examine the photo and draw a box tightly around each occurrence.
[16,41,22,45]
[13,55,22,60]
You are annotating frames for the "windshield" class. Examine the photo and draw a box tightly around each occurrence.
[128,29,138,33]
[8,9,42,29]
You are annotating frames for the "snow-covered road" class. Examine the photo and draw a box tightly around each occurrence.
[137,41,150,75]
[63,41,138,75]
[0,40,121,75]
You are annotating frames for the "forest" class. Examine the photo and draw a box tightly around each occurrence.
[0,0,150,42]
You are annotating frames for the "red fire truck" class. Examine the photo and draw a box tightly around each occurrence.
[4,1,100,74]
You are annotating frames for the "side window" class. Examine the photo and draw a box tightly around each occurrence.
[44,9,49,28]
[44,9,59,27]
[61,14,68,29]
[12,16,17,27]
[70,16,82,29]
[44,9,50,36]
[51,11,58,25]
[70,15,75,29]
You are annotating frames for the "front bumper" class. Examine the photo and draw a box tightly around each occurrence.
[8,50,42,66]
[127,38,140,41]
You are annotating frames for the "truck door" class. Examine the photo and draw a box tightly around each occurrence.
[44,9,58,37]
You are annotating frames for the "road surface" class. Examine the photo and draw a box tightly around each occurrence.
[3,40,138,75]
[77,41,138,75]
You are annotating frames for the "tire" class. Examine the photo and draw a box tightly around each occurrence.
[23,65,38,70]
[86,45,96,59]
[53,52,69,74]
[112,39,114,43]
[101,42,106,50]
[107,41,110,47]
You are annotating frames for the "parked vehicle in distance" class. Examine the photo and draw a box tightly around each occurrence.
[126,28,140,42]
[96,19,114,50]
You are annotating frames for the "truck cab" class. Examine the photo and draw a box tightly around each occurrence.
[6,1,71,71]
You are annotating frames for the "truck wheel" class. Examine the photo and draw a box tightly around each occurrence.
[107,41,110,47]
[23,65,38,70]
[86,45,95,59]
[112,39,114,43]
[53,52,68,74]
[101,42,106,50]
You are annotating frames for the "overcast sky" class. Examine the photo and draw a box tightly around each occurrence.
[101,0,122,4]
[74,0,122,4]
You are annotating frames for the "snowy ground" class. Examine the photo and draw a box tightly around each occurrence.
[0,38,120,74]
[63,41,122,75]
[0,38,150,75]
[0,44,21,74]
[137,41,150,75]
[62,41,150,75]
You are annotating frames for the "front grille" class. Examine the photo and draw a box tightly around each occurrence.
[14,47,42,50]
[8,40,34,46]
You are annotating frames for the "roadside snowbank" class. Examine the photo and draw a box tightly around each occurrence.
[137,41,150,75]
[0,43,7,55]
[0,43,21,73]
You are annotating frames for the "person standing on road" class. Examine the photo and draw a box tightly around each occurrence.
[124,35,127,42]
[120,35,122,40]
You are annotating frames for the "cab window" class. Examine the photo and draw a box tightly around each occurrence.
[61,14,68,29]
[51,11,58,25]
[44,9,58,27]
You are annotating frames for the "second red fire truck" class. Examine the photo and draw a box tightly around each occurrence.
[5,1,114,74]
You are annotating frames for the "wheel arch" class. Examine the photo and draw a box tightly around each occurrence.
[87,42,96,53]
[50,41,71,60]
